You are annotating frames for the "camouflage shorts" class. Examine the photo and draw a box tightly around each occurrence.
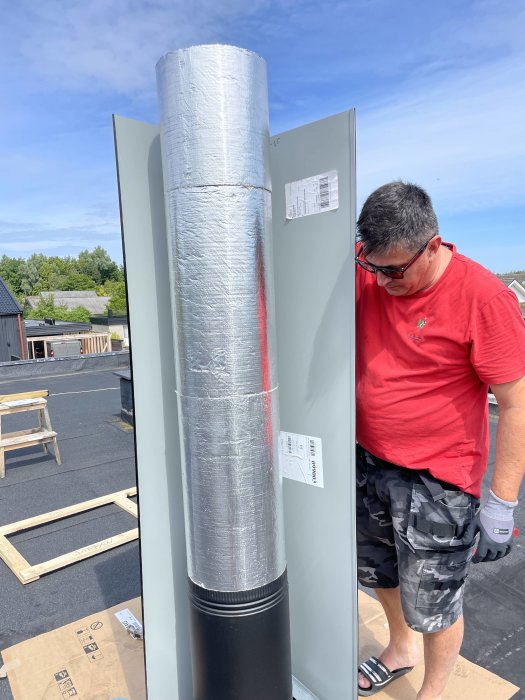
[356,445,480,633]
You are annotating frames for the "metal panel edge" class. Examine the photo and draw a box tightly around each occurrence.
[113,114,192,700]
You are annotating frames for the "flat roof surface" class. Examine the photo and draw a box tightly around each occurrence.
[462,413,525,698]
[0,367,523,698]
[0,367,141,700]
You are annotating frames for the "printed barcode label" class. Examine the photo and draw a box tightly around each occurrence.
[285,170,339,219]
[115,609,143,639]
[279,431,324,488]
[319,177,329,208]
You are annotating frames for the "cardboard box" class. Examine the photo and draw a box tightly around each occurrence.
[1,598,146,700]
[3,591,518,699]
[358,590,520,699]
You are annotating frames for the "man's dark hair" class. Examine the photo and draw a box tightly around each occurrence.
[357,181,439,256]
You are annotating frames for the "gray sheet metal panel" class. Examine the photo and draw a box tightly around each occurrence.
[270,110,357,698]
[113,115,192,700]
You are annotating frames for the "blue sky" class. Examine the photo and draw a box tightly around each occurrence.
[0,0,523,273]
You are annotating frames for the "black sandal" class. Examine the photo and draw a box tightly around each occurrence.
[358,656,414,696]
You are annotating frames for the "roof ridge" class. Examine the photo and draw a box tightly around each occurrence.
[0,274,22,315]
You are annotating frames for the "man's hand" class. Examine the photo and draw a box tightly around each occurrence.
[472,490,518,563]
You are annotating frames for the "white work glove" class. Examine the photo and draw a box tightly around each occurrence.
[472,490,518,563]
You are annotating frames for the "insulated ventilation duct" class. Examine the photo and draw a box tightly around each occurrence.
[156,44,292,700]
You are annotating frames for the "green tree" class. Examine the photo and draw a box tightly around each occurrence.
[47,273,68,290]
[1,248,121,301]
[78,247,120,285]
[19,260,40,296]
[61,272,97,291]
[102,279,127,315]
[0,255,25,296]
[38,256,78,290]
[64,306,92,322]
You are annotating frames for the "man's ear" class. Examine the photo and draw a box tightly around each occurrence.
[428,235,442,257]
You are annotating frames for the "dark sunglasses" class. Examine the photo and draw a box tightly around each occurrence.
[354,237,435,279]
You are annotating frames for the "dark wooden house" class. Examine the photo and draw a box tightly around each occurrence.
[0,275,26,361]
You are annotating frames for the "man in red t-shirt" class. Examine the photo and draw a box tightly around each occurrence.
[355,182,525,699]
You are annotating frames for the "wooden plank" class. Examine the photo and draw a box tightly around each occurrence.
[0,390,48,403]
[115,498,139,518]
[0,437,56,456]
[0,438,55,453]
[0,398,47,408]
[24,332,110,343]
[0,488,138,536]
[19,528,139,582]
[0,399,47,413]
[0,414,3,479]
[0,427,43,440]
[0,430,57,448]
[0,535,39,584]
[51,437,62,465]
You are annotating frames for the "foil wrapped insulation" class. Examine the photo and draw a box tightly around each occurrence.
[156,45,286,592]
[157,45,271,191]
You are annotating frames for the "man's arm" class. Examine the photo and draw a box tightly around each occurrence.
[491,374,525,501]
[472,375,525,562]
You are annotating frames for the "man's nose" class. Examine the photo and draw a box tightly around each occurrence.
[376,271,390,287]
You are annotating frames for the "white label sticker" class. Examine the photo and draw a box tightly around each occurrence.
[285,170,339,220]
[115,609,143,638]
[279,431,324,487]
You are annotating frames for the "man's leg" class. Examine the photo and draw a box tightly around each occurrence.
[358,590,464,697]
[358,586,422,690]
[416,614,464,700]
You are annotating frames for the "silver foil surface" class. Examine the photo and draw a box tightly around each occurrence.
[157,45,286,592]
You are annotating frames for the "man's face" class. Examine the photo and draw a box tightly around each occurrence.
[364,244,434,297]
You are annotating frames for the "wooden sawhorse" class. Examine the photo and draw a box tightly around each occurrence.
[0,390,61,478]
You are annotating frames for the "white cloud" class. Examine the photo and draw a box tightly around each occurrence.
[0,216,122,260]
[8,0,279,95]
[358,55,525,213]
[1,239,85,253]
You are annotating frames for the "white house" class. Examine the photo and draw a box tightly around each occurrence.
[508,279,525,305]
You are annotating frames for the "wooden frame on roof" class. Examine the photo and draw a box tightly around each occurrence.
[0,487,138,584]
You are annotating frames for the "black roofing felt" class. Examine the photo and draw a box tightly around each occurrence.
[0,368,140,700]
[24,320,92,337]
[0,275,21,315]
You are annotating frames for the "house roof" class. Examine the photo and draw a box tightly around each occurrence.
[0,275,22,315]
[89,314,128,326]
[498,272,525,286]
[26,290,110,315]
[508,279,525,301]
[24,320,92,337]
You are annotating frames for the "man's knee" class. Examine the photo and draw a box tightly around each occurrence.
[402,597,464,634]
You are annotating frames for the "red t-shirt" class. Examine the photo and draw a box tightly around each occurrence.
[356,245,525,497]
